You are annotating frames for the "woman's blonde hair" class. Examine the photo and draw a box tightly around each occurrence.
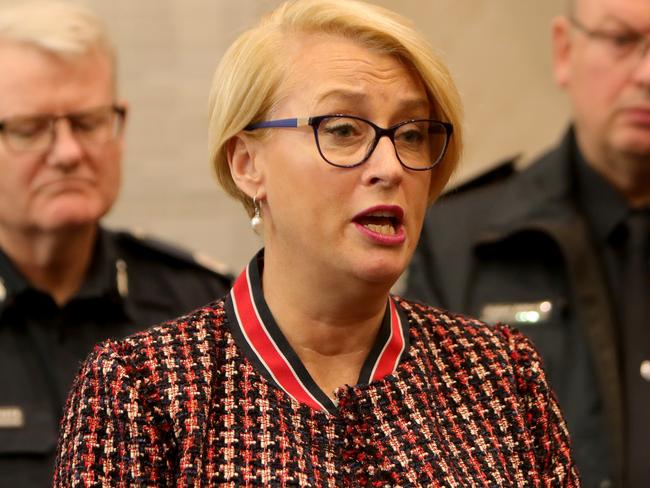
[208,0,463,216]
[0,1,115,73]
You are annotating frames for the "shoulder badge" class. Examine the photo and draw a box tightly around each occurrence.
[0,406,24,429]
[480,300,554,326]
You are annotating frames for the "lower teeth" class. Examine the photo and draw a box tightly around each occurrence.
[365,223,395,235]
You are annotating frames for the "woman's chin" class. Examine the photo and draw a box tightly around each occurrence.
[350,258,405,289]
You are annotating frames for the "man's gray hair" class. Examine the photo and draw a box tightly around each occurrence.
[0,1,114,61]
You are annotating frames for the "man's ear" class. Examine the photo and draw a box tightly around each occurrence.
[552,16,573,89]
[227,133,265,199]
[115,98,129,142]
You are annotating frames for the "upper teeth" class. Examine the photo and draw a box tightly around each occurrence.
[368,211,394,218]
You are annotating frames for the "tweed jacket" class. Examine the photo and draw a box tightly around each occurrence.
[54,257,578,487]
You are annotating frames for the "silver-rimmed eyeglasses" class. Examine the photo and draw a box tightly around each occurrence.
[0,104,127,154]
[245,115,453,171]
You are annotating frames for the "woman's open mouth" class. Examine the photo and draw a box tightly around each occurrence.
[353,206,405,244]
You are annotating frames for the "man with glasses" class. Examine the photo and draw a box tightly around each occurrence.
[0,3,231,486]
[407,0,649,486]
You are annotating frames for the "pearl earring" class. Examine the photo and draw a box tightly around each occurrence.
[251,196,263,234]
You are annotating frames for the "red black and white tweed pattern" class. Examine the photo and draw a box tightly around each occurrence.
[54,300,579,486]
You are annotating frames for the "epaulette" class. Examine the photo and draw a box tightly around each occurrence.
[442,156,519,199]
[114,228,233,278]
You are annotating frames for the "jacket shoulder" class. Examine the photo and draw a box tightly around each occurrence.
[399,297,509,340]
[94,299,228,376]
[109,229,233,283]
[429,158,517,219]
[400,297,551,383]
[421,140,570,241]
[445,157,517,196]
[55,301,230,483]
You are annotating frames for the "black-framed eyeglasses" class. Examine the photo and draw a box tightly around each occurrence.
[0,104,127,154]
[570,16,650,60]
[245,114,453,171]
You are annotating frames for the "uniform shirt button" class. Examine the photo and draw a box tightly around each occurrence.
[599,479,612,488]
[641,360,650,382]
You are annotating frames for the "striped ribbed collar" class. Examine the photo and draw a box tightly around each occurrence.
[225,250,410,414]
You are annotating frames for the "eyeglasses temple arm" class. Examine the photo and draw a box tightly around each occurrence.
[245,117,312,130]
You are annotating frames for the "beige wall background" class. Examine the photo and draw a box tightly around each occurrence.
[0,0,571,274]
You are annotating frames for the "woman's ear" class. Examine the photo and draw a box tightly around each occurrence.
[227,133,265,198]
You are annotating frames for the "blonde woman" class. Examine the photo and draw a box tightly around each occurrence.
[55,0,579,485]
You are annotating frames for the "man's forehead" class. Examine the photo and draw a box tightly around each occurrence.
[0,39,112,69]
[575,0,650,26]
[0,42,115,116]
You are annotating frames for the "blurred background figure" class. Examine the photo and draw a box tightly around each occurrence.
[408,0,650,486]
[0,2,231,485]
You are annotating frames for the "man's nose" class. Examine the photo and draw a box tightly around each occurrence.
[45,118,84,168]
[630,36,650,85]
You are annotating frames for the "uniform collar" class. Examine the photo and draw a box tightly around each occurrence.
[0,247,30,309]
[225,249,410,415]
[574,144,630,244]
[474,127,582,247]
[75,227,123,300]
[0,226,128,316]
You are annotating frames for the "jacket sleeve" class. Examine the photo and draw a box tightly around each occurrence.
[53,341,171,487]
[499,325,581,487]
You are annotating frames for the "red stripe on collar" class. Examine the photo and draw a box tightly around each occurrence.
[369,297,406,382]
[230,265,328,412]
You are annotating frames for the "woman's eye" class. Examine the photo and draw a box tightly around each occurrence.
[399,129,425,145]
[323,123,359,138]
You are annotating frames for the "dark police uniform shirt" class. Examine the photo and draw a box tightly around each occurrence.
[0,227,232,487]
[575,153,650,487]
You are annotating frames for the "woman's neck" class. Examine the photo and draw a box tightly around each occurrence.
[261,247,392,397]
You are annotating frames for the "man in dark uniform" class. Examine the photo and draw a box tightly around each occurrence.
[407,0,649,486]
[0,3,231,486]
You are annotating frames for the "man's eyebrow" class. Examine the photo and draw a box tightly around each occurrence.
[599,14,645,33]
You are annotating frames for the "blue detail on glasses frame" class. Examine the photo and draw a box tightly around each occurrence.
[246,117,310,129]
[244,114,453,171]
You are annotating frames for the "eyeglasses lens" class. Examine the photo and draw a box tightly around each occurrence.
[315,116,447,169]
[1,106,123,153]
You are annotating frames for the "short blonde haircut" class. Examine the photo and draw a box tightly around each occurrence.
[209,0,463,216]
[0,1,115,70]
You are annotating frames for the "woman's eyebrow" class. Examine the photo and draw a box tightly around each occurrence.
[315,89,429,112]
[315,89,366,105]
